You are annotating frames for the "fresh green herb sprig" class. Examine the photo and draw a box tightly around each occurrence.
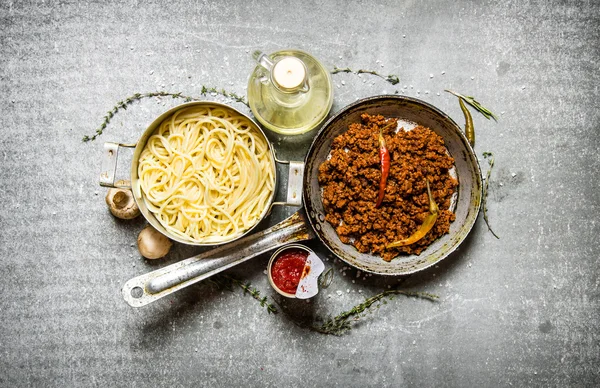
[482,152,500,239]
[209,274,278,314]
[312,289,438,336]
[332,66,400,85]
[83,89,248,142]
[445,90,498,121]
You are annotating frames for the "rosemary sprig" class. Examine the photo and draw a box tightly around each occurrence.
[482,152,500,239]
[209,274,278,314]
[312,289,438,336]
[332,66,400,85]
[82,89,248,142]
[445,90,497,121]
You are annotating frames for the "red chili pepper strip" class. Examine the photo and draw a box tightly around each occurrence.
[375,123,394,208]
[387,179,439,248]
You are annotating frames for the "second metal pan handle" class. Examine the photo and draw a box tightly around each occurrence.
[99,142,136,188]
[272,158,305,207]
[121,211,315,307]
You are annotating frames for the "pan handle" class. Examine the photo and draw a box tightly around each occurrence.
[121,210,315,307]
[271,158,305,207]
[99,142,136,188]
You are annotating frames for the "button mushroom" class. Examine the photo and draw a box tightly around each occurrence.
[105,180,140,220]
[137,225,172,259]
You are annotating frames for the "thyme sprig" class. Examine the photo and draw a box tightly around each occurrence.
[82,89,248,142]
[312,289,438,336]
[209,274,278,314]
[482,152,500,239]
[445,90,498,121]
[332,66,400,85]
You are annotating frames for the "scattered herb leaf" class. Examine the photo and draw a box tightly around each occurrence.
[312,289,438,336]
[332,66,400,85]
[83,89,248,142]
[482,152,500,239]
[208,274,278,314]
[445,90,498,121]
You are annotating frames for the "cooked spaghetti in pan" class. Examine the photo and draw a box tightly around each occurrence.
[137,106,274,243]
[318,113,458,262]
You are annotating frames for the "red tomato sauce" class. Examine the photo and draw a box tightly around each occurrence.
[271,249,308,294]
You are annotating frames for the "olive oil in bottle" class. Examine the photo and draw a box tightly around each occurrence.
[247,50,333,135]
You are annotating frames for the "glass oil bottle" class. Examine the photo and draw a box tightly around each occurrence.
[247,49,333,135]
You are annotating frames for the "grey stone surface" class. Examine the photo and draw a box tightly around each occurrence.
[1,0,599,387]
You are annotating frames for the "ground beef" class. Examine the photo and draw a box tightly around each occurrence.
[318,113,458,262]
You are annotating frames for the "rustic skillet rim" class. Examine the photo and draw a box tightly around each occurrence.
[303,94,483,276]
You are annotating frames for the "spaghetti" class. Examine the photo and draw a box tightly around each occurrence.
[137,106,275,243]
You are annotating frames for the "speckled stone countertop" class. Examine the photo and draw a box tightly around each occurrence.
[1,1,598,387]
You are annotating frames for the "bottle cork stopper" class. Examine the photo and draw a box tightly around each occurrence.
[272,57,306,90]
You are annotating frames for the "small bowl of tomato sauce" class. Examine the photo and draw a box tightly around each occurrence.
[268,244,317,298]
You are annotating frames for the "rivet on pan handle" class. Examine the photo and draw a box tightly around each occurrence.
[99,142,136,188]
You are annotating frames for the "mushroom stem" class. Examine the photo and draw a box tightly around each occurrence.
[105,180,140,220]
[113,191,128,208]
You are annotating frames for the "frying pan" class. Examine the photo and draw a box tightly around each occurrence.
[122,95,482,307]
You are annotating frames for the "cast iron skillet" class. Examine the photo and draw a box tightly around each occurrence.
[304,95,482,274]
[122,95,482,307]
